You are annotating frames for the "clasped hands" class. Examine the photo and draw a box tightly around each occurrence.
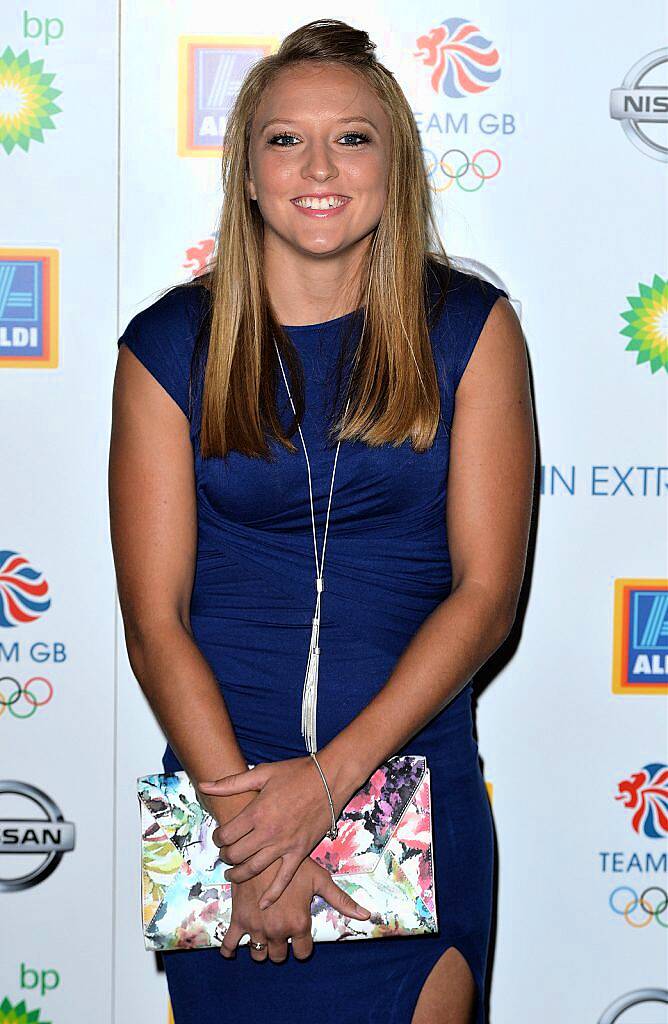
[198,754,346,910]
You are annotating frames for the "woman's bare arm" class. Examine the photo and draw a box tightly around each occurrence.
[108,343,255,826]
[315,296,536,805]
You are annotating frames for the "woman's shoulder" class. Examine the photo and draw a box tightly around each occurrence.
[121,277,211,341]
[117,277,211,418]
[425,256,509,322]
[424,256,510,396]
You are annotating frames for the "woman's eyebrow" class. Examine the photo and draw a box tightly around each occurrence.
[259,115,378,131]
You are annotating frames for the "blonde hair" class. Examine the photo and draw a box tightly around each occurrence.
[182,17,452,458]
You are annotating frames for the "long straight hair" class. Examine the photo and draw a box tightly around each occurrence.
[179,18,453,459]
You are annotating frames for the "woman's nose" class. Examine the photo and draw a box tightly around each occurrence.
[299,141,339,182]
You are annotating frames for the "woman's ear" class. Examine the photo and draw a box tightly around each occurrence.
[246,178,257,202]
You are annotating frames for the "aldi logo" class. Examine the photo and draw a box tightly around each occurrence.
[177,35,278,157]
[0,249,59,368]
[612,578,668,694]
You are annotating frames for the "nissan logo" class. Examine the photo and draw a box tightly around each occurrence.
[0,780,75,892]
[610,48,668,162]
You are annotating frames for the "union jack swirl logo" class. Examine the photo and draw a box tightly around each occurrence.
[414,17,502,98]
[0,550,51,627]
[615,762,668,838]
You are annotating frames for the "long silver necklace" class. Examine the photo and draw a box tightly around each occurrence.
[273,336,351,757]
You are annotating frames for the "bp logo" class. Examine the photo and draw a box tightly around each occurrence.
[0,997,51,1022]
[0,47,63,156]
[619,274,668,374]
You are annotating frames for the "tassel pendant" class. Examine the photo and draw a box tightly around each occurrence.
[301,581,323,753]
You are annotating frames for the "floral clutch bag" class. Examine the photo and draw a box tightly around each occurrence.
[137,753,437,950]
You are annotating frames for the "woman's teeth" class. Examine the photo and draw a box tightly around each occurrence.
[292,196,349,209]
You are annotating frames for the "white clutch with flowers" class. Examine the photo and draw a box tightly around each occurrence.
[137,753,437,950]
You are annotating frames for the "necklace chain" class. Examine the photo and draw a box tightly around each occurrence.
[273,336,351,755]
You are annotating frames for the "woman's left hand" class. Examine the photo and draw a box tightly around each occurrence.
[197,755,342,910]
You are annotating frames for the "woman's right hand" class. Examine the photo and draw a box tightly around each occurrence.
[219,856,371,962]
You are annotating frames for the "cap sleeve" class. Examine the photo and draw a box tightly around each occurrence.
[452,273,509,392]
[426,264,510,425]
[117,283,206,418]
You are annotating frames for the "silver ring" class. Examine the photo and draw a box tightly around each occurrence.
[250,940,267,951]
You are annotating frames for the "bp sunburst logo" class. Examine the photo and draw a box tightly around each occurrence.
[619,273,668,374]
[0,997,51,1023]
[0,46,62,155]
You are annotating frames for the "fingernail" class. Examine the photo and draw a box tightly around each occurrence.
[258,899,270,910]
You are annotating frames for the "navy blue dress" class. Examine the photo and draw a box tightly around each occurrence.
[118,263,508,1024]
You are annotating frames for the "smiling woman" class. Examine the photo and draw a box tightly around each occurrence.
[243,60,393,334]
[109,15,534,1024]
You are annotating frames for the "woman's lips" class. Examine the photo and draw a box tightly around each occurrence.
[290,198,351,219]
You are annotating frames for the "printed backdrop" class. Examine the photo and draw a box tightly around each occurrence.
[0,2,666,1022]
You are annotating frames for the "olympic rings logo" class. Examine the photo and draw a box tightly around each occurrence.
[422,148,502,192]
[0,676,54,720]
[609,886,668,927]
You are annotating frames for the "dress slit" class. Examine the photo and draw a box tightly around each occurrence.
[394,940,484,1024]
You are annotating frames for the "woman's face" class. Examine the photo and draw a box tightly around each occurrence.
[247,62,391,258]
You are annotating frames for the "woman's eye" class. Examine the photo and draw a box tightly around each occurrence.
[267,131,371,148]
[339,132,371,147]
[267,133,299,146]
